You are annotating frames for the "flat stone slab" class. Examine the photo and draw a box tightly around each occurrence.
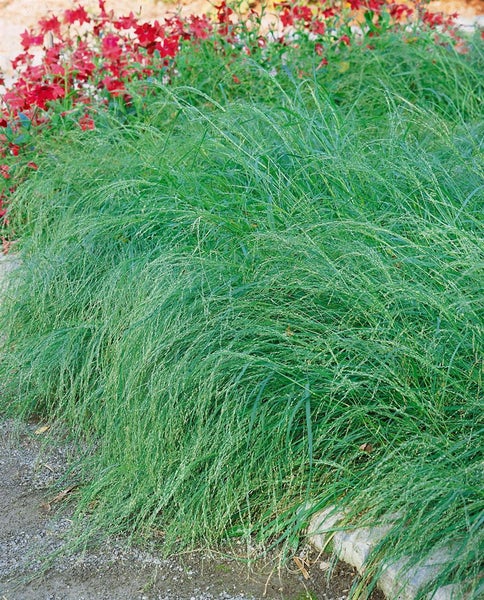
[307,506,471,600]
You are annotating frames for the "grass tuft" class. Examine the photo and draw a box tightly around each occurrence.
[1,32,483,598]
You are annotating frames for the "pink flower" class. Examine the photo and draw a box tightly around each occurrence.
[64,6,91,26]
[38,15,62,37]
[20,29,44,51]
[102,34,122,61]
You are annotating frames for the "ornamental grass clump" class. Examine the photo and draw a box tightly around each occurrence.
[0,2,483,599]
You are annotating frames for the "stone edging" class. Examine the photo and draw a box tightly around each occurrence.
[307,506,469,600]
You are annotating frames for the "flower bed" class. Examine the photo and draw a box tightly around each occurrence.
[0,0,472,245]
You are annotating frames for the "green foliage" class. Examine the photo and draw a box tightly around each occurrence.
[0,30,483,599]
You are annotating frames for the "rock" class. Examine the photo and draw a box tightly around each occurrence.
[307,506,470,600]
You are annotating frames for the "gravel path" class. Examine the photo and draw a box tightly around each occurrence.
[0,418,280,600]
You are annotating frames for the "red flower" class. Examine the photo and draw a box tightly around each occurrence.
[2,88,27,112]
[364,0,384,12]
[27,161,38,170]
[280,9,294,27]
[9,145,20,157]
[44,44,61,66]
[389,4,413,21]
[216,1,233,24]
[70,42,96,81]
[29,83,66,110]
[312,20,326,36]
[348,0,362,9]
[114,12,138,30]
[102,34,122,61]
[423,11,457,28]
[135,22,163,47]
[339,34,351,46]
[79,113,95,131]
[11,51,34,70]
[38,15,62,37]
[189,15,212,40]
[98,0,108,18]
[101,76,125,96]
[64,6,91,26]
[154,35,180,58]
[165,16,187,38]
[293,6,312,23]
[20,29,44,51]
[0,164,10,179]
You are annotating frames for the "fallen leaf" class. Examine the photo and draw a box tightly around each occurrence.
[48,484,78,506]
[293,556,310,580]
[359,442,374,453]
[34,425,50,435]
